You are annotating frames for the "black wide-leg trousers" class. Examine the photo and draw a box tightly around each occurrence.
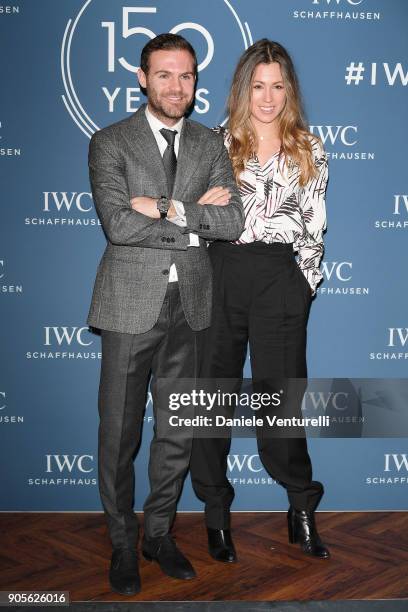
[98,282,200,549]
[190,241,324,529]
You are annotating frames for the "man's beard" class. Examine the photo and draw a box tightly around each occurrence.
[147,86,193,122]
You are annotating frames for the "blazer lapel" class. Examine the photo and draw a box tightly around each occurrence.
[172,119,204,200]
[127,105,169,196]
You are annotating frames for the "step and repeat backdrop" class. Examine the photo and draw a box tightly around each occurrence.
[1,0,407,512]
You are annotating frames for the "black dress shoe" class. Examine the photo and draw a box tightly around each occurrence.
[109,548,141,595]
[287,507,330,559]
[207,528,237,563]
[142,534,196,580]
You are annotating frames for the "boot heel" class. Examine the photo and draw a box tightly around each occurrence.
[287,508,330,558]
[287,513,297,544]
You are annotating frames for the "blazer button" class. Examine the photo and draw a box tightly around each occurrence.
[171,237,175,242]
[161,237,166,242]
[199,224,202,229]
[166,237,171,243]
[162,269,169,275]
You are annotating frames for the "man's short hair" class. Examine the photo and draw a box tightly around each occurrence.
[140,33,197,75]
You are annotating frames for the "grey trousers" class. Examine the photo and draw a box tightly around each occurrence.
[97,282,200,548]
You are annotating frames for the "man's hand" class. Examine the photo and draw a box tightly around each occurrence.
[198,186,231,206]
[130,196,159,218]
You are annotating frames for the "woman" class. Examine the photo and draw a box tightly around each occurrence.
[190,39,330,563]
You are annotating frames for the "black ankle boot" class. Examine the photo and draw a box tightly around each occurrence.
[287,507,330,559]
[109,547,141,595]
[207,528,237,563]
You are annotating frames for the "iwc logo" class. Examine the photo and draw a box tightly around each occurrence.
[227,453,276,486]
[0,391,24,425]
[24,191,101,229]
[374,194,408,231]
[370,328,408,362]
[26,326,101,360]
[292,0,381,21]
[365,453,408,486]
[317,260,369,296]
[309,125,375,161]
[27,454,97,487]
[61,0,253,137]
[0,259,23,295]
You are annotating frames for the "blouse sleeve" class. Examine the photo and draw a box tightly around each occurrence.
[212,125,231,149]
[296,140,328,295]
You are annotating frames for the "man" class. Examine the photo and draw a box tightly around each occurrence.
[87,33,244,595]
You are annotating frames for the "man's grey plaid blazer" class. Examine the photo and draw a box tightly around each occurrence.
[87,104,244,334]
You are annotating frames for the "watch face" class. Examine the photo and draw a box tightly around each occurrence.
[158,197,170,213]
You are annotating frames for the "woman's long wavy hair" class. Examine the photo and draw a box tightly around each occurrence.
[228,39,317,186]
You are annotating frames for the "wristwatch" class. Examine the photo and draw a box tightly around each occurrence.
[157,196,171,219]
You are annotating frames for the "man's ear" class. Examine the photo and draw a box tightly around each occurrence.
[138,68,147,89]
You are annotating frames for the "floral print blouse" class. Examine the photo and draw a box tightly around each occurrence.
[217,127,328,294]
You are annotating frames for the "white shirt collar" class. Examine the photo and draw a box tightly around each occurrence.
[145,105,184,137]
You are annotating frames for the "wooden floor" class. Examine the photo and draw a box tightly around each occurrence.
[0,512,407,602]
